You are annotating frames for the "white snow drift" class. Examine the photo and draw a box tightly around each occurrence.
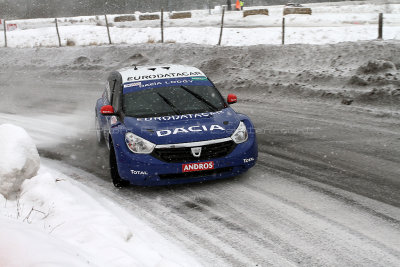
[0,216,95,267]
[0,124,40,198]
[0,124,199,267]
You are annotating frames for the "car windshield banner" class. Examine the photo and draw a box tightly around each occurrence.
[123,76,213,94]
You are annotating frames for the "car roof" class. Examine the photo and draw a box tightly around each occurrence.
[118,65,207,84]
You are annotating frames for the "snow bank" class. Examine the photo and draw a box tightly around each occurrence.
[0,124,198,266]
[3,23,400,48]
[0,124,40,198]
[0,215,95,267]
[0,165,200,267]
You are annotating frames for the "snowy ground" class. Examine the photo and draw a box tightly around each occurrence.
[1,0,400,47]
[0,1,399,266]
[0,40,399,266]
[0,125,200,267]
[0,168,200,267]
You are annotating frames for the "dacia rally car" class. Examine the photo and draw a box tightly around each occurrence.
[95,65,258,187]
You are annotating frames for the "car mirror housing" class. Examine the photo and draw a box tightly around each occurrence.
[100,105,115,116]
[227,94,237,104]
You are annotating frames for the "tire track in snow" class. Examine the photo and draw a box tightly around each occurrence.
[43,158,400,267]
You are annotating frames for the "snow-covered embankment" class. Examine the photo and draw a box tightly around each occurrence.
[0,124,199,267]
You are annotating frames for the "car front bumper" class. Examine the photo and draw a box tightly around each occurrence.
[114,136,258,186]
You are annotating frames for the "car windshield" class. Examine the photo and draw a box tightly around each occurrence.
[123,85,226,118]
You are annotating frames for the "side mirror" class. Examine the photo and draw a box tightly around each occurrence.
[100,105,115,116]
[227,94,237,104]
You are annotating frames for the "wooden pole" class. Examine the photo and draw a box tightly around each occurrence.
[378,13,383,40]
[218,7,225,46]
[161,8,164,43]
[3,19,7,48]
[105,14,112,44]
[282,17,285,45]
[54,18,61,47]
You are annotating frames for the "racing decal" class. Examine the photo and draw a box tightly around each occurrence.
[156,125,225,137]
[191,77,208,81]
[137,111,223,121]
[182,161,214,173]
[127,72,203,82]
[130,170,148,175]
[124,82,141,88]
[243,157,255,163]
[123,77,212,94]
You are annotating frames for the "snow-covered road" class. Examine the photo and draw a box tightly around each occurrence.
[38,99,400,266]
[1,42,400,266]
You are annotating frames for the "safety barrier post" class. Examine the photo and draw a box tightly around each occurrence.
[105,14,112,44]
[282,17,285,45]
[218,7,225,46]
[378,13,383,39]
[161,8,164,43]
[3,19,7,47]
[55,18,61,47]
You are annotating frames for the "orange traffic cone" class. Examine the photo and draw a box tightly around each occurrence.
[236,0,240,10]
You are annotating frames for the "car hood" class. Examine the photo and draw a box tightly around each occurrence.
[123,108,240,145]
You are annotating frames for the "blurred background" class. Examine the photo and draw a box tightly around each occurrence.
[0,0,349,19]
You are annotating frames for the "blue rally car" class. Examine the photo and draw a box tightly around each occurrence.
[95,65,257,187]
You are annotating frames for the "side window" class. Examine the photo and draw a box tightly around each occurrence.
[108,79,116,105]
[112,78,122,111]
[104,82,111,102]
[107,73,122,112]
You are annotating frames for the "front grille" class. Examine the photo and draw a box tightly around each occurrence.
[159,167,233,180]
[152,140,236,163]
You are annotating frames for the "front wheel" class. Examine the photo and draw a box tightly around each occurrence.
[109,140,130,188]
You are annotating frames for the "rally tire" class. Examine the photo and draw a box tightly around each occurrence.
[109,140,130,188]
[95,115,105,145]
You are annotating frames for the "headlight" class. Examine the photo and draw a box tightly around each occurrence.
[231,121,248,144]
[125,132,155,154]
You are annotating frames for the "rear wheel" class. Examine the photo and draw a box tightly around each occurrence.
[95,115,105,145]
[109,140,130,188]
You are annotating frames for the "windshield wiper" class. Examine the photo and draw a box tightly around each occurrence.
[157,92,182,115]
[180,86,218,112]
